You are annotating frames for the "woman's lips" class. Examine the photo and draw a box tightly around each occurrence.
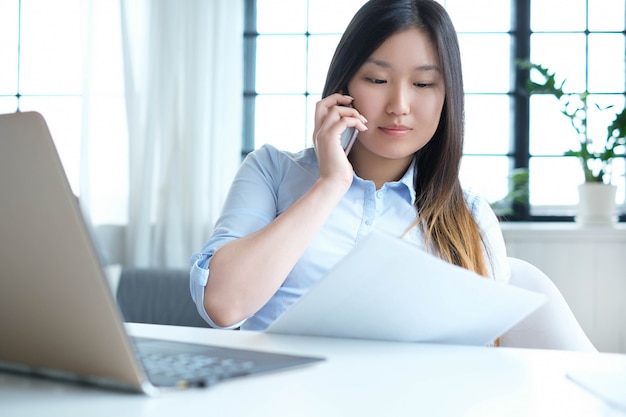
[378,125,412,136]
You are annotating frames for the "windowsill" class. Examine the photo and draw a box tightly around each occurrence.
[500,221,626,241]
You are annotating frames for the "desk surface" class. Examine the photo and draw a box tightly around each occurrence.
[1,323,625,417]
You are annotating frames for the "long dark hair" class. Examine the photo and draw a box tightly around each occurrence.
[323,0,488,277]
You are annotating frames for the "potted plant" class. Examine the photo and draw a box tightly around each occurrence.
[519,61,626,224]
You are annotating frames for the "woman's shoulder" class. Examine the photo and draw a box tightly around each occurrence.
[245,144,318,174]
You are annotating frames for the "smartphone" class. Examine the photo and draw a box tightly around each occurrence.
[340,127,359,155]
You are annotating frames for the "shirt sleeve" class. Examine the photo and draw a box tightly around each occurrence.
[189,253,246,329]
[188,145,283,329]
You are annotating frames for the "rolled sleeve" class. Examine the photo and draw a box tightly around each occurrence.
[189,253,246,330]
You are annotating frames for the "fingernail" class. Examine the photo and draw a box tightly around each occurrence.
[360,114,368,123]
[344,95,354,100]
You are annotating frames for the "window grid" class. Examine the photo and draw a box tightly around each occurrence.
[525,0,626,220]
[2,0,85,194]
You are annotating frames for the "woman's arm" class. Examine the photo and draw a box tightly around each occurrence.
[205,178,348,327]
[204,94,368,327]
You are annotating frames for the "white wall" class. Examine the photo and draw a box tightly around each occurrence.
[503,222,626,353]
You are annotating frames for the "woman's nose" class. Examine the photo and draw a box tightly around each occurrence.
[386,86,411,116]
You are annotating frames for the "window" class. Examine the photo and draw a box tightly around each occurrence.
[245,0,626,221]
[528,0,626,218]
[243,0,367,154]
[0,0,85,192]
[2,0,126,224]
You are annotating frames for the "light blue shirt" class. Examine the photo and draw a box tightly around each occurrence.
[190,144,510,331]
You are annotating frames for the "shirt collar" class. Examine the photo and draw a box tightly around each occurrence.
[398,158,417,204]
[351,157,416,204]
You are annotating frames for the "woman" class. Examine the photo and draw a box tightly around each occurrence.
[190,0,510,331]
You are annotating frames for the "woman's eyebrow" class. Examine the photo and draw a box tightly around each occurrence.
[365,58,440,72]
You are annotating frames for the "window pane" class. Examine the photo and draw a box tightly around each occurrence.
[308,0,366,34]
[531,0,587,32]
[19,96,83,194]
[588,34,625,93]
[255,95,306,151]
[307,35,341,94]
[464,95,510,154]
[460,34,510,93]
[0,0,18,94]
[529,95,579,156]
[19,0,84,95]
[257,0,307,34]
[530,94,626,158]
[0,97,18,113]
[529,157,581,209]
[256,35,307,94]
[587,94,626,153]
[530,34,587,93]
[445,0,511,32]
[589,0,625,31]
[459,156,509,204]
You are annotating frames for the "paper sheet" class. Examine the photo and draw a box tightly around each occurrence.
[268,230,546,346]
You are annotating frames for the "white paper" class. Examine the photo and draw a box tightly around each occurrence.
[267,230,546,346]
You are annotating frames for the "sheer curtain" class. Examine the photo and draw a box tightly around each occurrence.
[118,0,243,268]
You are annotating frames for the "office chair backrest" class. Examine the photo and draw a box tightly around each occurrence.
[116,268,212,328]
[500,257,597,352]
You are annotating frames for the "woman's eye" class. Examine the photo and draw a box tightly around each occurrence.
[366,77,386,84]
[415,82,432,88]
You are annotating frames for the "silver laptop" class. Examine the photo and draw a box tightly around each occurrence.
[0,111,322,394]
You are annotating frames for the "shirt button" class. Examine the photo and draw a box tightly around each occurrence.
[375,191,382,199]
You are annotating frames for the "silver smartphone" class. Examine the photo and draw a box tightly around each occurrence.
[340,127,359,155]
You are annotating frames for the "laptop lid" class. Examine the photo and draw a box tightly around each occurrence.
[0,111,152,392]
[0,112,322,394]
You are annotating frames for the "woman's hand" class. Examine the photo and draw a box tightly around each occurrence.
[313,94,368,188]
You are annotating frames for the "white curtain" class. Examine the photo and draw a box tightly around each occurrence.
[80,0,129,263]
[118,0,243,268]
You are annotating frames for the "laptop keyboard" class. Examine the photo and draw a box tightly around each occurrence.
[139,350,256,388]
[133,337,258,388]
[131,336,323,389]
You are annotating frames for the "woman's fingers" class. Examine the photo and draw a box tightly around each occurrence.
[313,93,368,149]
[311,93,368,185]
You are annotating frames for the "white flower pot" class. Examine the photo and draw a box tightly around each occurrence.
[575,183,618,226]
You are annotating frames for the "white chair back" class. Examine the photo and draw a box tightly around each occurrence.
[500,257,597,352]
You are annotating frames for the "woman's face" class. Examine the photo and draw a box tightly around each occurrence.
[347,27,445,161]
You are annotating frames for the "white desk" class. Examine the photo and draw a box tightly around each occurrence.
[1,323,625,417]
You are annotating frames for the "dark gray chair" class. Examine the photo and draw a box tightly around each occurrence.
[116,268,211,328]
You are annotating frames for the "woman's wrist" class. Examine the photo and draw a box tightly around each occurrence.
[313,175,352,200]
